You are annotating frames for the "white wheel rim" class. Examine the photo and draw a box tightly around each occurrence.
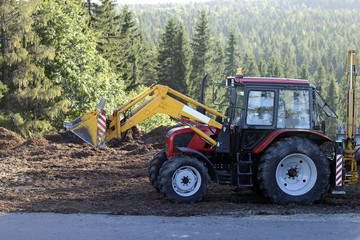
[276,153,317,196]
[172,166,201,197]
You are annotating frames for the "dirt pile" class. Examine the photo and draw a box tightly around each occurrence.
[0,127,24,150]
[0,125,360,216]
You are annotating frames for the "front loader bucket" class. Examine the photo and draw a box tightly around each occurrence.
[64,98,107,148]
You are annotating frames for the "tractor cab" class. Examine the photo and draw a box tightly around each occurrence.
[213,70,337,156]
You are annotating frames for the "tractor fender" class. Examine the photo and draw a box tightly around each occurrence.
[253,129,333,155]
[177,147,219,184]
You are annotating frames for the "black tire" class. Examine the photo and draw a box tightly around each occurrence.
[158,155,210,203]
[148,150,167,191]
[257,137,330,205]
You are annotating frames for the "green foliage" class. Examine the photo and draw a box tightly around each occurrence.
[0,0,69,137]
[157,17,190,93]
[37,0,125,120]
[188,10,212,100]
[224,30,238,76]
[299,64,310,80]
[258,58,267,77]
[313,64,326,87]
[244,52,260,77]
[0,81,7,100]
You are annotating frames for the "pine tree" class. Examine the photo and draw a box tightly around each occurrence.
[157,17,190,92]
[266,54,276,77]
[93,0,122,72]
[283,56,296,78]
[323,73,339,138]
[118,6,150,89]
[224,30,237,76]
[173,23,190,92]
[267,54,283,77]
[0,0,68,137]
[299,64,310,80]
[273,59,284,78]
[211,40,225,80]
[314,64,326,87]
[258,58,267,77]
[244,52,260,77]
[188,10,212,100]
[157,17,177,86]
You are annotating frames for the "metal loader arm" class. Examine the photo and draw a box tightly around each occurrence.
[65,84,227,148]
[106,84,226,146]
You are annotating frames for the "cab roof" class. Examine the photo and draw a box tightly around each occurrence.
[230,77,310,85]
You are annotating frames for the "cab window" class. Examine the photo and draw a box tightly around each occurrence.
[246,90,275,126]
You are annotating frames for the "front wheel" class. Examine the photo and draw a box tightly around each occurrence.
[258,137,330,205]
[148,150,167,191]
[158,155,210,203]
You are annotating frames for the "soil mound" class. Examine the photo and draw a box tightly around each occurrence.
[44,131,85,145]
[0,127,25,150]
[20,136,49,147]
[141,125,179,148]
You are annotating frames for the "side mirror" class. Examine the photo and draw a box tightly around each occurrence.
[321,120,326,133]
[214,89,218,101]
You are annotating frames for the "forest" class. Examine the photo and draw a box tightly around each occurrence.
[1,0,359,138]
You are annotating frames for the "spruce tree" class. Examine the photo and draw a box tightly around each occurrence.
[173,23,190,92]
[188,10,212,100]
[157,17,190,92]
[117,5,139,87]
[258,58,267,77]
[273,59,284,78]
[266,54,276,77]
[314,64,326,87]
[211,40,225,80]
[93,0,121,72]
[0,0,68,137]
[157,17,177,87]
[224,30,237,76]
[299,64,310,80]
[266,54,283,78]
[244,52,260,77]
[283,56,296,78]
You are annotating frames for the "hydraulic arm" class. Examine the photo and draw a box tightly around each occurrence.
[64,84,226,148]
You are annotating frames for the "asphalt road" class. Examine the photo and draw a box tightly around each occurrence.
[1,213,360,240]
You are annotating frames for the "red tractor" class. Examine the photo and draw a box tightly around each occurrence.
[67,52,357,205]
[149,70,338,205]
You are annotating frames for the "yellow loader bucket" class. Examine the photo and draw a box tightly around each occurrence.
[64,98,107,148]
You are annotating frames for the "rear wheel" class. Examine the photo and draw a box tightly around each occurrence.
[158,155,210,203]
[148,150,167,191]
[258,137,330,205]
